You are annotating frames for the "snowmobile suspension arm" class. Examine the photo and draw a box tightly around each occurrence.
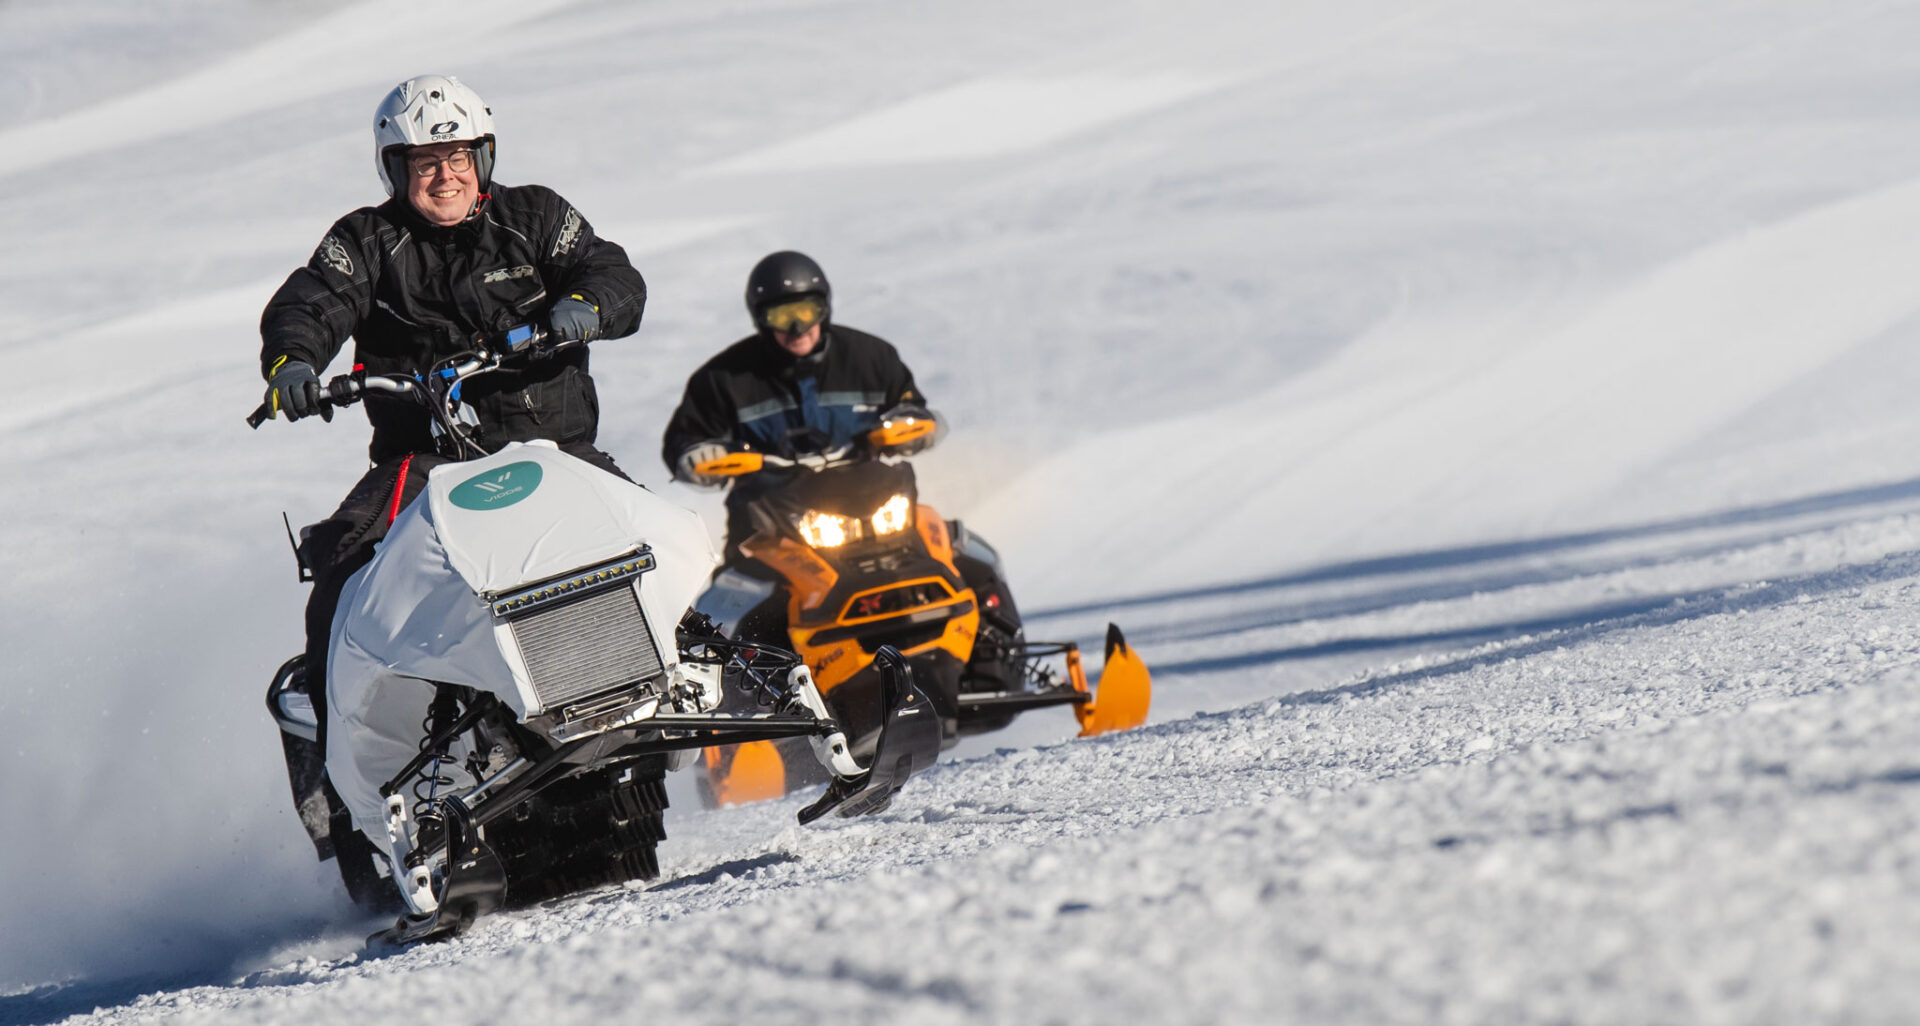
[452,708,823,830]
[630,713,841,749]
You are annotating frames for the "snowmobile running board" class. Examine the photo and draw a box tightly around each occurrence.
[798,646,942,824]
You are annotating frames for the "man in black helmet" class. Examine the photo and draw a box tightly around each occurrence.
[661,251,938,555]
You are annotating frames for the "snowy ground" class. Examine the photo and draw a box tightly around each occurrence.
[6,0,1920,1022]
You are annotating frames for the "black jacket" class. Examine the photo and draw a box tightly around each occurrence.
[261,184,646,462]
[661,325,926,467]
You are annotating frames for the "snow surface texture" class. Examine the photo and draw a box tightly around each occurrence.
[6,0,1920,1022]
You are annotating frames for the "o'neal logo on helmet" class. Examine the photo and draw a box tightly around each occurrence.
[429,120,461,138]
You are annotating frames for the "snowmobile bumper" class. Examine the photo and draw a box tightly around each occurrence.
[798,646,942,824]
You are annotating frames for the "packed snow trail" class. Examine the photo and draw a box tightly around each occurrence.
[23,513,1920,1024]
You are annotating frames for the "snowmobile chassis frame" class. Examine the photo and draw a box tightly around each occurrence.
[372,645,940,945]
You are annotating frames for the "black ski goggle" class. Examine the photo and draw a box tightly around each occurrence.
[759,295,826,334]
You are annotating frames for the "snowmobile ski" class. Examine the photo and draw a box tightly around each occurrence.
[370,796,507,947]
[1071,624,1152,737]
[798,647,941,824]
[953,623,1153,736]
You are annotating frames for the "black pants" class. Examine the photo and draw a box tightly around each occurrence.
[299,443,631,736]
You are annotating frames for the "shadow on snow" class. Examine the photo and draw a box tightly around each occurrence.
[1030,475,1920,631]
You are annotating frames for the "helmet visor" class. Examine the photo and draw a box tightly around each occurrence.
[759,295,827,334]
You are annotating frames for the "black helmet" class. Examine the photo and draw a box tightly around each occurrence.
[745,250,831,329]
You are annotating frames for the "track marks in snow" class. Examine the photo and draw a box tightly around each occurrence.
[86,524,1920,1025]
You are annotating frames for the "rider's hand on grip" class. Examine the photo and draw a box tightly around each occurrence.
[676,441,732,487]
[545,294,599,348]
[267,358,330,422]
[866,405,939,455]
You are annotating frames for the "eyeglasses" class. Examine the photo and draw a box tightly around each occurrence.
[407,148,476,178]
[760,295,826,333]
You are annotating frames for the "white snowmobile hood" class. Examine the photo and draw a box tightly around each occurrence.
[326,442,718,840]
[330,442,717,711]
[425,441,714,601]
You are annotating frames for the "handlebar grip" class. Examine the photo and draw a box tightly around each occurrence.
[247,378,361,429]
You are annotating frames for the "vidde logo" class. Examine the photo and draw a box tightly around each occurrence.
[450,461,544,510]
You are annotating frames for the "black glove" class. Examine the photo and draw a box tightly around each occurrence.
[266,358,330,422]
[546,293,600,346]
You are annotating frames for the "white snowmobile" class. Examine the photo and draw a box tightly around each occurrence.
[252,327,942,944]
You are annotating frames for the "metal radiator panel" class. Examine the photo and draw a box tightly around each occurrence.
[509,583,664,711]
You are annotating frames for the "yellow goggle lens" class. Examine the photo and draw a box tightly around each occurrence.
[761,296,826,333]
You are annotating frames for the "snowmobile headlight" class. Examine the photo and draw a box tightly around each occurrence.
[795,509,862,548]
[871,494,912,535]
[490,551,656,617]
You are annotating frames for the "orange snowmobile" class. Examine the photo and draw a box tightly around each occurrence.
[687,416,1151,804]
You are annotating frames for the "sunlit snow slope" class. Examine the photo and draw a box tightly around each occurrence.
[5,0,1920,1022]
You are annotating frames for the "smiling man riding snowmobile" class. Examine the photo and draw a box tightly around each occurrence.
[260,74,647,907]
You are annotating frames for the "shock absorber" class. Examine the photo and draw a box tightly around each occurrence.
[411,684,463,834]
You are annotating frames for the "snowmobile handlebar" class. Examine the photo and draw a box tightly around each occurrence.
[691,446,864,478]
[691,410,940,478]
[246,326,561,430]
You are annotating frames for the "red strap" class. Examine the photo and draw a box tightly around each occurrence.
[386,454,416,526]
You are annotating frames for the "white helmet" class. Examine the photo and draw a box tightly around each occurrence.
[372,74,496,196]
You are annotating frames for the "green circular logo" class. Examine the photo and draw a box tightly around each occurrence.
[450,461,544,510]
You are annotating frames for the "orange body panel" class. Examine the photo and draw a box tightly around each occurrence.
[739,534,839,610]
[702,741,787,806]
[915,505,962,577]
[790,593,978,695]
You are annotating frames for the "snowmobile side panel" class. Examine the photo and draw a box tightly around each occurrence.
[914,505,963,578]
[1073,624,1152,737]
[739,534,839,610]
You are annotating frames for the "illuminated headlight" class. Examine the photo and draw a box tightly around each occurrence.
[795,510,861,548]
[871,494,912,535]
